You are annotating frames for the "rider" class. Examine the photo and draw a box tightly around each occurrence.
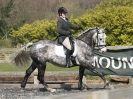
[57,7,82,67]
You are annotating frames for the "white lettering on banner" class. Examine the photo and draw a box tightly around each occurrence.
[99,57,110,68]
[111,57,122,69]
[93,56,100,68]
[130,57,133,68]
[122,57,133,69]
[93,56,133,69]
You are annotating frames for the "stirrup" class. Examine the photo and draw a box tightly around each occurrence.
[71,56,77,65]
[66,64,70,68]
[66,60,71,68]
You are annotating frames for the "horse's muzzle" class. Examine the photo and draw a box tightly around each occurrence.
[100,47,107,52]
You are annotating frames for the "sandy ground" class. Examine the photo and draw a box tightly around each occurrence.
[0,84,130,99]
[0,83,111,99]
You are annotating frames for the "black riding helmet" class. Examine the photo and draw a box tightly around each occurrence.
[58,7,68,15]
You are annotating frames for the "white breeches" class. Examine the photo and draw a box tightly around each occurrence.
[62,37,72,50]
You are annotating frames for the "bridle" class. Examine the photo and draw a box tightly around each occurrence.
[93,27,106,50]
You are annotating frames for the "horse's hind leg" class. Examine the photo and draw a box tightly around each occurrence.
[37,63,56,92]
[78,66,85,90]
[21,61,37,88]
[37,63,47,86]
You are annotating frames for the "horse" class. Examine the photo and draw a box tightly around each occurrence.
[14,27,107,92]
[77,28,107,89]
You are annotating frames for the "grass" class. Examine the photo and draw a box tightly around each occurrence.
[0,63,108,80]
[0,63,78,72]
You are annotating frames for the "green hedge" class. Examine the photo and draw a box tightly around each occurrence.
[11,20,57,43]
[74,6,133,45]
[11,0,133,46]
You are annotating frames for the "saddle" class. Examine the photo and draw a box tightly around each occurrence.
[55,40,78,66]
[55,41,77,57]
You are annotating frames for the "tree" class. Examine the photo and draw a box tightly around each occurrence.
[0,0,14,39]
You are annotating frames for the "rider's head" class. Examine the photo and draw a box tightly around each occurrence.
[58,7,68,17]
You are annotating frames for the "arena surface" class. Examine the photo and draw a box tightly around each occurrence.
[0,83,133,99]
[0,83,109,99]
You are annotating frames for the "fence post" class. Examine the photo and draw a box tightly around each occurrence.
[129,76,133,85]
[83,76,87,86]
[34,69,39,86]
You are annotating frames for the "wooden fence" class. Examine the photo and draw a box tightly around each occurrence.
[0,48,18,63]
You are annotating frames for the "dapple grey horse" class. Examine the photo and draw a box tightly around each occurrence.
[14,27,107,92]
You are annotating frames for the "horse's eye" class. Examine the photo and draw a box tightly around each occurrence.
[100,38,102,40]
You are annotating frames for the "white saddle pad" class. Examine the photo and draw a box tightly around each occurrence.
[55,42,77,57]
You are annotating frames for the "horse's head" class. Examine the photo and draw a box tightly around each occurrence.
[92,27,107,52]
[78,27,107,52]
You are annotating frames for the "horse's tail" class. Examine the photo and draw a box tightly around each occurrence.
[14,42,33,66]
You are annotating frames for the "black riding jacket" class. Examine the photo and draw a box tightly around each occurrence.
[57,17,80,43]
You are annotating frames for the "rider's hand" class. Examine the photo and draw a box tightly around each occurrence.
[77,26,84,30]
[66,31,71,35]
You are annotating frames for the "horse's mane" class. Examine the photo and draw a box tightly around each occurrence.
[78,28,95,37]
[77,28,96,40]
[77,28,96,47]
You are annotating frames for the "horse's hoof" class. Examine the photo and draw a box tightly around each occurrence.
[78,84,88,90]
[78,87,83,90]
[47,88,56,93]
[109,84,115,90]
[21,82,26,88]
[103,82,109,88]
[20,87,25,92]
[21,85,25,89]
[78,84,84,90]
[103,85,107,88]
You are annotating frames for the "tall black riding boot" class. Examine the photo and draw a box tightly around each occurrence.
[66,50,72,68]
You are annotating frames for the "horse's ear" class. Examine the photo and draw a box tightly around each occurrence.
[95,27,99,30]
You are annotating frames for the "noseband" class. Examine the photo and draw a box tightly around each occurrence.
[94,28,106,50]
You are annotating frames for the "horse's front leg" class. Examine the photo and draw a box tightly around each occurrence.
[78,55,109,88]
[91,68,109,88]
[85,65,109,88]
[38,63,56,92]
